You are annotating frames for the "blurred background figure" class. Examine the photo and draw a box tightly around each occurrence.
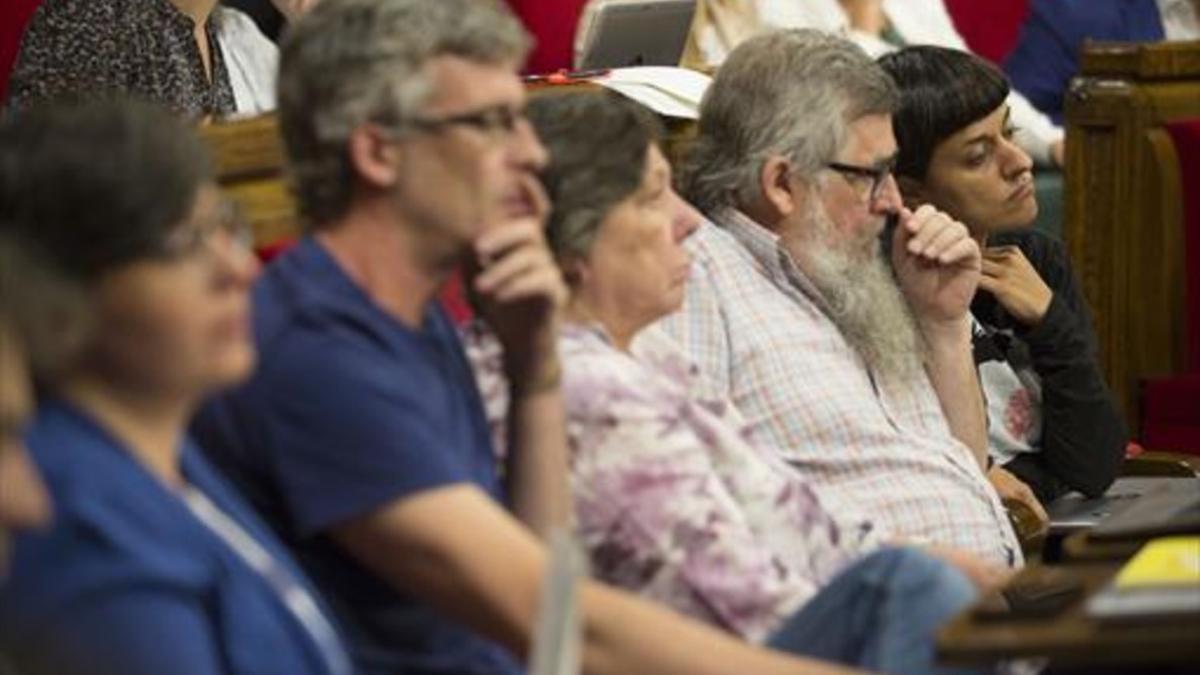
[1005,0,1200,124]
[0,233,90,580]
[5,0,296,118]
[0,99,351,675]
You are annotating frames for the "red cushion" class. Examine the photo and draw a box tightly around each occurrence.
[1140,120,1200,455]
[1167,120,1200,371]
[505,0,590,74]
[943,0,1030,64]
[1141,375,1200,455]
[439,270,474,326]
[0,0,43,98]
[255,239,296,264]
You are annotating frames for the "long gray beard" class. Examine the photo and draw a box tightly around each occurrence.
[800,207,924,381]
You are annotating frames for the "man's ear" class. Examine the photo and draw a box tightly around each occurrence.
[760,155,805,218]
[561,253,589,289]
[895,174,928,211]
[347,124,401,190]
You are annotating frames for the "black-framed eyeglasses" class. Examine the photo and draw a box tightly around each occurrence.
[409,104,529,139]
[826,157,896,204]
[158,198,253,261]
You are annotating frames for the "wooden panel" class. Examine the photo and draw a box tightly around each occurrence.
[1080,40,1200,79]
[198,113,299,249]
[197,92,699,250]
[1064,41,1200,434]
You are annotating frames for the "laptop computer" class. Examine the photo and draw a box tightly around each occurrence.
[1047,476,1200,538]
[576,1,697,70]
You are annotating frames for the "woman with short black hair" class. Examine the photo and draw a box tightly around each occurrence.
[879,45,1127,505]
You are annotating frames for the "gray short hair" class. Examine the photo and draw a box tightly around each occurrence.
[528,92,663,261]
[682,29,898,214]
[277,0,531,228]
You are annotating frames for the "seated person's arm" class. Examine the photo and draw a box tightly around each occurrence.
[986,238,1127,499]
[332,485,860,675]
[894,207,989,468]
[471,201,572,538]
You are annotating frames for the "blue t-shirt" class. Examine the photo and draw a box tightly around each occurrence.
[0,400,347,675]
[193,237,521,675]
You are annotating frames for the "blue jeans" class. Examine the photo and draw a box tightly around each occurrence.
[767,547,986,675]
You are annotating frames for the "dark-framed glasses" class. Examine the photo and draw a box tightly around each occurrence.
[410,103,529,140]
[826,157,897,204]
[159,198,253,261]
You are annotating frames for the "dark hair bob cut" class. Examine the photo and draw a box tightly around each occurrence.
[878,45,1011,180]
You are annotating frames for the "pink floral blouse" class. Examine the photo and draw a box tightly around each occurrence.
[468,322,881,643]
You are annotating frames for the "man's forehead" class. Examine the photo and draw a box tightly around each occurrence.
[421,55,525,111]
[841,112,898,162]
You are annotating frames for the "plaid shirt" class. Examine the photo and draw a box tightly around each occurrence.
[655,210,1021,567]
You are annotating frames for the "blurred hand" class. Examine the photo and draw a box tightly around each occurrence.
[1050,139,1066,168]
[840,0,888,35]
[979,245,1053,326]
[269,0,319,20]
[468,177,567,392]
[924,545,1014,592]
[891,205,982,333]
[988,464,1049,526]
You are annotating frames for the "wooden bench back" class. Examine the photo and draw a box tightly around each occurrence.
[1063,40,1200,431]
[198,90,699,253]
[199,114,300,249]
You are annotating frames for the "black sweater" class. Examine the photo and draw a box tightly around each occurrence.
[971,229,1127,502]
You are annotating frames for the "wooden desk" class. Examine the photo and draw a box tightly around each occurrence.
[1062,531,1144,562]
[938,562,1200,668]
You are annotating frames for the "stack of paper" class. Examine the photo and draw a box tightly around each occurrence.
[590,66,712,119]
[1087,536,1200,621]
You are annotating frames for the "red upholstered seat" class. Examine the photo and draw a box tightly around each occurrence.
[1141,119,1200,455]
[943,0,1030,64]
[0,0,43,98]
[439,270,474,326]
[1142,375,1200,453]
[505,0,590,74]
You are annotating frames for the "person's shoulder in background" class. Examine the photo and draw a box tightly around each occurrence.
[1004,0,1166,121]
[223,0,285,42]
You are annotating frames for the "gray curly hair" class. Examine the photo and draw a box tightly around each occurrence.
[277,0,531,229]
[681,29,898,214]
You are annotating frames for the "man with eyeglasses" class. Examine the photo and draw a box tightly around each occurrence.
[193,2,885,675]
[657,28,1022,571]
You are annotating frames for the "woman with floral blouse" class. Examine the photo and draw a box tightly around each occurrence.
[470,90,1002,675]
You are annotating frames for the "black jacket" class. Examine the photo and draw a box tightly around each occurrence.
[971,229,1127,502]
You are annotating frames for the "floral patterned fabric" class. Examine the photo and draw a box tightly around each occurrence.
[7,0,237,119]
[468,322,879,642]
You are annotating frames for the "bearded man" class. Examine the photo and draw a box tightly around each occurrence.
[656,28,1022,567]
